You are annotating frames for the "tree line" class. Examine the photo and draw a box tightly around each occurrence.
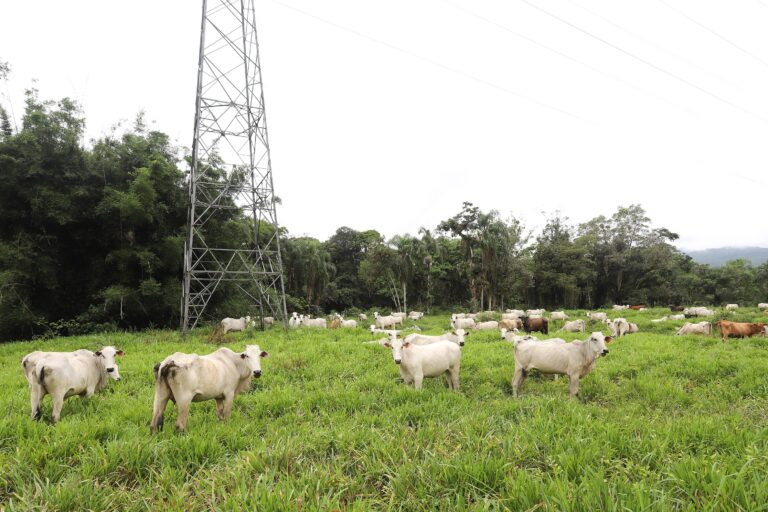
[1,86,766,341]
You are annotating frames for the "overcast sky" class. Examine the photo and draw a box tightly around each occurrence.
[2,0,768,250]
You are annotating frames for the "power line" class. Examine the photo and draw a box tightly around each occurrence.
[565,0,736,86]
[656,0,768,70]
[517,0,768,124]
[442,0,697,117]
[270,0,583,121]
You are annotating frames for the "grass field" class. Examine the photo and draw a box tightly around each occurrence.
[1,308,768,511]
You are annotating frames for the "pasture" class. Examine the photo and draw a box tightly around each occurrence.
[1,308,768,510]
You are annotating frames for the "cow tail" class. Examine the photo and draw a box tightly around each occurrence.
[36,365,48,393]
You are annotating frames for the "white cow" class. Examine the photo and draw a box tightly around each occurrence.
[725,304,739,311]
[221,316,252,334]
[612,305,629,311]
[586,312,609,322]
[374,312,399,329]
[383,338,461,391]
[526,308,546,316]
[676,322,712,336]
[150,345,268,432]
[451,313,468,320]
[392,312,407,321]
[669,314,685,320]
[550,311,568,321]
[684,307,715,317]
[359,313,368,321]
[758,303,768,309]
[451,317,476,330]
[607,318,630,337]
[505,309,525,318]
[512,332,611,397]
[501,330,538,344]
[288,312,300,329]
[651,316,668,323]
[262,317,275,327]
[408,311,424,321]
[22,346,123,423]
[558,319,586,333]
[474,320,499,330]
[404,329,468,347]
[627,322,639,334]
[301,316,327,328]
[500,318,523,330]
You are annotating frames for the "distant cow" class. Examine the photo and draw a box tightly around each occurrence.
[669,314,685,320]
[758,303,768,309]
[522,316,548,335]
[474,320,499,330]
[22,346,123,423]
[725,304,739,311]
[684,307,715,318]
[558,319,585,333]
[408,311,424,321]
[500,318,523,330]
[150,345,268,432]
[716,320,767,343]
[629,304,647,310]
[607,318,630,337]
[586,312,608,323]
[669,305,685,312]
[505,309,525,318]
[675,322,712,336]
[451,317,476,330]
[221,316,252,334]
[612,305,629,311]
[383,338,461,391]
[512,332,611,397]
[526,308,546,316]
[550,311,568,321]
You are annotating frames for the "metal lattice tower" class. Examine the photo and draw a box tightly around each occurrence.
[182,0,288,332]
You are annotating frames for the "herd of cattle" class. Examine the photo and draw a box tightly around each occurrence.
[18,304,767,430]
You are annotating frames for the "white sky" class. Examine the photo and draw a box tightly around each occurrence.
[2,0,768,251]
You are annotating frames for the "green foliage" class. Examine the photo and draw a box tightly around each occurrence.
[1,311,767,509]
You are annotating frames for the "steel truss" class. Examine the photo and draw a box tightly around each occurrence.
[182,0,287,331]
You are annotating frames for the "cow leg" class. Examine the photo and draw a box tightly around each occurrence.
[512,366,526,398]
[448,366,460,391]
[413,373,424,391]
[150,381,172,433]
[51,390,66,424]
[568,374,581,397]
[220,394,235,420]
[175,398,191,432]
[30,385,42,421]
[215,398,226,420]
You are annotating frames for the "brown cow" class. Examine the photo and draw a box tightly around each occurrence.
[716,320,767,342]
[522,316,549,335]
[629,304,647,310]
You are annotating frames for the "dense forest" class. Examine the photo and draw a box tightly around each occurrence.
[1,80,767,341]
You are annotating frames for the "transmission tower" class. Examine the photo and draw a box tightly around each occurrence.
[182,0,288,332]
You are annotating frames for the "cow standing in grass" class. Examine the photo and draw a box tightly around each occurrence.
[716,320,767,343]
[150,345,268,432]
[22,346,123,423]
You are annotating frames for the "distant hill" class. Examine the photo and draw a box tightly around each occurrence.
[684,247,768,267]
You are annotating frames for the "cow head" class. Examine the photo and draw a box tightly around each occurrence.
[95,346,123,381]
[587,332,610,357]
[241,344,268,377]
[454,328,467,346]
[383,338,410,364]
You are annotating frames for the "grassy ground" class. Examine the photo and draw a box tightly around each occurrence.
[1,308,768,510]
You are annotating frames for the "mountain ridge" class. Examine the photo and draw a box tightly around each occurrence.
[683,246,768,267]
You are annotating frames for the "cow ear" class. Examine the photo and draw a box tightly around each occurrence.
[95,351,102,357]
[383,342,392,348]
[260,351,269,358]
[403,341,411,348]
[240,353,247,359]
[605,336,613,344]
[117,350,124,356]
[465,332,470,336]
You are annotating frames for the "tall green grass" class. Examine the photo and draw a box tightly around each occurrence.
[1,308,767,510]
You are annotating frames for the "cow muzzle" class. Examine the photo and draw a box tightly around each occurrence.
[602,349,609,356]
[394,359,401,365]
[253,370,261,378]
